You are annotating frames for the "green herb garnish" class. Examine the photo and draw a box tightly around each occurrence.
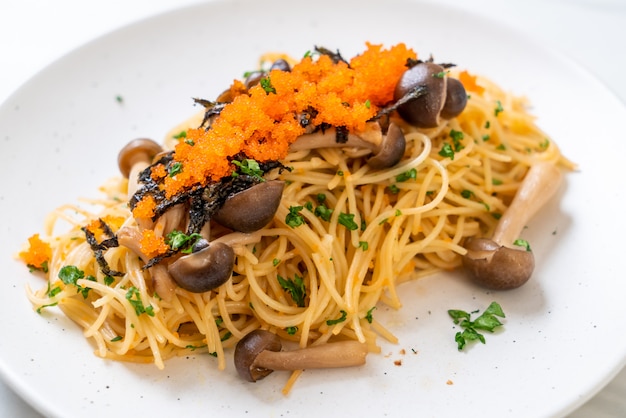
[439,143,455,159]
[513,238,531,251]
[326,310,347,326]
[314,204,333,222]
[168,162,183,177]
[260,77,276,94]
[448,301,505,350]
[338,212,359,230]
[396,168,417,182]
[278,274,306,307]
[494,100,504,117]
[232,158,264,181]
[125,286,155,317]
[166,230,203,253]
[286,205,305,228]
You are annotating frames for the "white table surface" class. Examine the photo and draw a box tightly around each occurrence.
[1,0,625,416]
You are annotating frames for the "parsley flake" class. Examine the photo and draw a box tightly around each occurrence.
[278,274,306,307]
[326,310,348,326]
[448,301,505,350]
[286,206,305,228]
[338,212,359,230]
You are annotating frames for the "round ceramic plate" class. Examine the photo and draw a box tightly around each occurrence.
[1,0,625,417]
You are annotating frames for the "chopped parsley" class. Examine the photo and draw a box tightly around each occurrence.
[396,168,417,182]
[439,143,455,159]
[326,310,347,326]
[314,204,333,222]
[231,158,265,181]
[358,241,369,251]
[460,189,474,199]
[125,286,155,317]
[58,265,95,298]
[286,326,298,335]
[513,238,531,251]
[277,274,306,307]
[365,306,376,324]
[285,205,305,228]
[272,258,281,267]
[338,212,359,230]
[448,301,505,350]
[166,230,203,253]
[173,130,187,139]
[260,76,276,94]
[494,100,504,117]
[168,162,183,177]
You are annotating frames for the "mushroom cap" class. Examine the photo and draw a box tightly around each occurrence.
[462,238,535,290]
[167,242,235,293]
[118,138,163,178]
[234,329,282,382]
[213,180,285,233]
[366,123,406,169]
[394,62,447,128]
[441,77,468,120]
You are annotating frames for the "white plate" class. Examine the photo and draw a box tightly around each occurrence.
[1,0,625,417]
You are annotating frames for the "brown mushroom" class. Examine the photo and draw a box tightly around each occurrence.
[441,78,468,120]
[168,242,235,293]
[462,162,562,289]
[212,180,285,233]
[117,226,178,301]
[117,138,163,179]
[234,329,368,382]
[289,122,406,169]
[117,138,163,198]
[393,62,467,128]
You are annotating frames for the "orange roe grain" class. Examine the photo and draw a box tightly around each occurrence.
[163,43,416,198]
[459,70,485,95]
[139,229,169,258]
[132,195,157,220]
[19,234,52,271]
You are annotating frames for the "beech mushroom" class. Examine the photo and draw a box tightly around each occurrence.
[212,180,285,233]
[117,138,163,197]
[289,122,406,169]
[234,329,368,382]
[462,162,562,289]
[117,226,178,301]
[168,242,235,293]
[393,61,467,128]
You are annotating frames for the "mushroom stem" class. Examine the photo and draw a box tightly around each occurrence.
[254,341,368,371]
[234,329,368,382]
[492,162,562,247]
[462,162,562,290]
[117,226,178,301]
[289,122,406,169]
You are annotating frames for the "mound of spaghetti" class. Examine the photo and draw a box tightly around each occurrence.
[19,43,573,391]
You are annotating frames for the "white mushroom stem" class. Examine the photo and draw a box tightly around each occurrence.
[254,341,368,371]
[492,162,562,247]
[117,226,177,301]
[289,122,383,152]
[127,161,150,199]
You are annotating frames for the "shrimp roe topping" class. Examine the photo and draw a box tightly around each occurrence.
[137,43,416,216]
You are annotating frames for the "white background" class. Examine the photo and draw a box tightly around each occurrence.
[1,0,624,416]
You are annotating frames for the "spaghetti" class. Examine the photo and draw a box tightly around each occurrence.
[19,43,573,391]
